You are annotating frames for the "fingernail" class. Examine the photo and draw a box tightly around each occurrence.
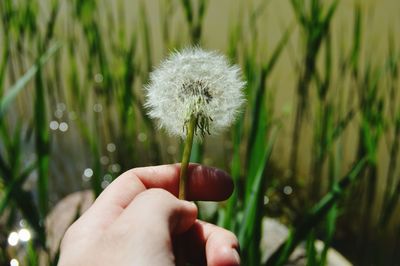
[232,248,240,265]
[215,168,231,179]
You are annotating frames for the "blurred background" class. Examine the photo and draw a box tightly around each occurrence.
[0,0,399,265]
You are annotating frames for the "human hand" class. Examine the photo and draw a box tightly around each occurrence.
[58,164,240,266]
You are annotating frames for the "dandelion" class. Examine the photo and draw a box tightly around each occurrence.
[145,47,245,199]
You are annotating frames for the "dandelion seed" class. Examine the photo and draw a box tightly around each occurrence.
[145,47,245,139]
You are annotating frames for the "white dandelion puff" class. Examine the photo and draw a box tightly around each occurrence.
[144,47,246,139]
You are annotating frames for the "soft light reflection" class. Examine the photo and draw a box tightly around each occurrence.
[59,122,69,132]
[49,121,59,130]
[264,196,269,205]
[101,180,110,189]
[57,103,66,112]
[54,108,63,119]
[109,164,121,173]
[137,132,147,142]
[106,143,116,152]
[100,156,110,165]
[93,103,103,113]
[10,258,19,266]
[83,168,93,180]
[283,186,293,195]
[18,228,31,242]
[8,232,19,246]
[95,73,103,83]
[103,174,113,183]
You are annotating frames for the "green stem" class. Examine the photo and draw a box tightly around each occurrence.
[179,115,197,200]
[177,115,197,266]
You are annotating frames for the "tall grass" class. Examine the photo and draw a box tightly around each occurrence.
[0,0,399,265]
[289,0,338,187]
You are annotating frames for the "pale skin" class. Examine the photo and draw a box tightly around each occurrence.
[58,164,240,266]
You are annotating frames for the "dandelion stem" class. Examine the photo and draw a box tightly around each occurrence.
[179,114,197,200]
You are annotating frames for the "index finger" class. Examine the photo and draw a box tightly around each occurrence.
[85,164,233,227]
[132,163,234,201]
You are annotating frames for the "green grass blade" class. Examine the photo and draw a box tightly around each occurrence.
[0,35,9,96]
[35,64,49,220]
[0,161,36,214]
[140,3,153,75]
[350,5,361,77]
[290,0,307,27]
[33,32,61,222]
[189,140,204,163]
[26,240,39,266]
[0,44,61,119]
[246,27,291,160]
[121,32,136,127]
[180,0,193,26]
[380,180,400,226]
[0,157,45,246]
[245,90,269,199]
[306,230,318,266]
[239,126,278,250]
[319,204,338,265]
[220,113,244,231]
[42,1,59,50]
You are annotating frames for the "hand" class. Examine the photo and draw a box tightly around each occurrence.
[58,164,240,266]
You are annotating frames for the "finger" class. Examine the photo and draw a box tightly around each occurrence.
[76,172,146,229]
[113,188,198,236]
[106,189,197,266]
[183,220,240,266]
[131,163,234,201]
[97,163,232,209]
[80,164,232,228]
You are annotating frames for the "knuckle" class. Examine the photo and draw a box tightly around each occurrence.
[138,188,175,202]
[224,229,239,245]
[60,222,79,248]
[125,168,138,177]
[116,169,139,185]
[133,189,181,219]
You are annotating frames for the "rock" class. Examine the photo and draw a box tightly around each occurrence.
[45,190,94,258]
[261,218,352,266]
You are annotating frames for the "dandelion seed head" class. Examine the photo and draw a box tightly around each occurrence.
[145,47,245,138]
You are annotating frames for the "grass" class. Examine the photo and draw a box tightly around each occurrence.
[0,0,399,265]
